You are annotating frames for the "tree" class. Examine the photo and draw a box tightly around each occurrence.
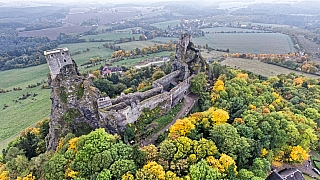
[135,161,165,180]
[152,70,166,81]
[189,159,220,180]
[289,145,308,163]
[44,154,68,180]
[190,72,207,95]
[93,70,101,79]
[249,158,270,179]
[142,145,158,162]
[109,160,136,179]
[6,155,29,179]
[159,140,177,161]
[96,169,111,180]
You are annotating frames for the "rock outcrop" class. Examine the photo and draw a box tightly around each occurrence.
[44,48,100,151]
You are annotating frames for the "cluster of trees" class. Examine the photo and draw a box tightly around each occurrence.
[0,36,58,70]
[1,118,49,179]
[93,63,171,98]
[2,63,320,179]
[110,42,176,60]
[230,52,320,74]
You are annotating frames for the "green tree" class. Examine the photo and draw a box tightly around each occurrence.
[189,159,220,180]
[159,140,177,161]
[190,72,207,95]
[152,70,166,81]
[96,169,111,180]
[109,160,136,179]
[44,154,68,180]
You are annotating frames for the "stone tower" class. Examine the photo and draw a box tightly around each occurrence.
[44,48,73,80]
[44,48,100,151]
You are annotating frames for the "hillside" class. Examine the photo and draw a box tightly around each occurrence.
[1,62,319,179]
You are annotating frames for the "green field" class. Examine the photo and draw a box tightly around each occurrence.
[0,64,51,149]
[221,58,320,78]
[0,42,114,149]
[193,33,295,54]
[95,25,112,33]
[58,42,113,65]
[202,27,262,33]
[115,41,160,51]
[151,37,177,43]
[112,51,171,67]
[81,33,141,41]
[151,20,180,29]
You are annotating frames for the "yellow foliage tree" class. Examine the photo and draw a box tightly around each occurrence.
[236,73,248,79]
[93,70,101,79]
[0,171,9,180]
[122,172,134,180]
[136,161,165,180]
[68,137,79,151]
[17,173,36,180]
[213,79,225,92]
[210,109,229,125]
[293,77,303,86]
[169,119,195,139]
[290,145,309,163]
[206,154,237,174]
[261,148,268,157]
[142,144,159,162]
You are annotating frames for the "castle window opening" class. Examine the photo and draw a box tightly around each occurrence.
[62,52,64,55]
[51,54,53,57]
[64,59,67,62]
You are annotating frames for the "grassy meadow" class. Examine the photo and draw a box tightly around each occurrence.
[221,58,320,78]
[115,41,160,51]
[151,20,180,29]
[0,64,51,149]
[193,33,295,54]
[81,33,141,41]
[58,42,113,65]
[201,27,262,33]
[112,51,171,67]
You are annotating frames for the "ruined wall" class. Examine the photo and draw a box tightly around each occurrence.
[171,75,193,106]
[98,92,172,134]
[152,70,180,89]
[110,86,162,106]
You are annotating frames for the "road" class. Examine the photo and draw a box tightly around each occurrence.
[143,93,199,145]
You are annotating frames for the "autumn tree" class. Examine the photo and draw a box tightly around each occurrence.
[152,70,166,81]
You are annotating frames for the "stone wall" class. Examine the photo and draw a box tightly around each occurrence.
[98,71,191,134]
[152,70,180,89]
[171,75,193,106]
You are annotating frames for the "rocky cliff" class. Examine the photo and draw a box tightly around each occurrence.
[46,59,100,151]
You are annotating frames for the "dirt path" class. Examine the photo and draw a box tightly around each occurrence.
[143,93,199,145]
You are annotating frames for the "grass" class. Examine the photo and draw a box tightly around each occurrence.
[115,41,160,51]
[112,51,171,67]
[81,33,141,41]
[151,37,177,43]
[151,20,180,29]
[0,64,51,149]
[221,58,320,78]
[58,42,113,65]
[0,42,113,149]
[201,27,262,33]
[193,33,295,54]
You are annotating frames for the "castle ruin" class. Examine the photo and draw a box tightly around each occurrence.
[44,33,210,150]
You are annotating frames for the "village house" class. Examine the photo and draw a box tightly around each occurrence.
[266,168,305,180]
[101,66,123,76]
